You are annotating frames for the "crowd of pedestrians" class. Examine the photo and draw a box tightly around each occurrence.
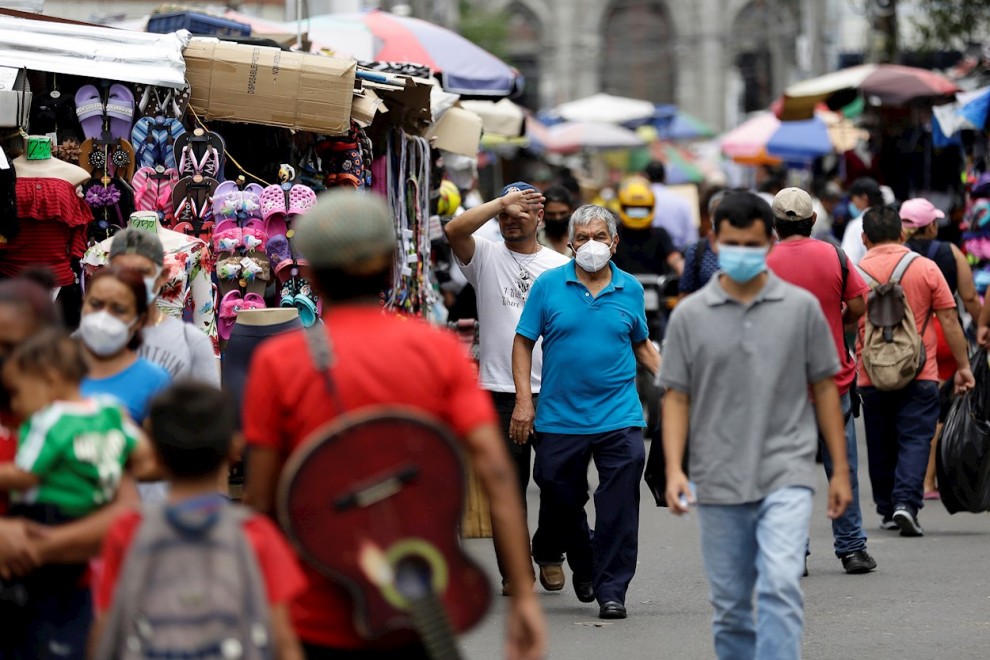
[0,160,987,659]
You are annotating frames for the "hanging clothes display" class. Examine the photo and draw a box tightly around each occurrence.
[82,211,218,354]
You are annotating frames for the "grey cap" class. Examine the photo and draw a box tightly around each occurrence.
[109,228,165,267]
[294,190,396,270]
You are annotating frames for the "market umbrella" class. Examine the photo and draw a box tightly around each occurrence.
[544,121,645,154]
[779,64,960,121]
[553,93,657,125]
[324,10,521,97]
[722,110,862,165]
[629,104,716,141]
[721,113,783,165]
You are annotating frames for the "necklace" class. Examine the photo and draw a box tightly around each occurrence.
[507,246,541,293]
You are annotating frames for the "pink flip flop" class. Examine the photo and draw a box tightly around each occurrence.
[106,84,135,143]
[218,290,244,340]
[75,85,105,140]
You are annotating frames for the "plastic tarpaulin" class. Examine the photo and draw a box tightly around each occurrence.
[0,15,189,88]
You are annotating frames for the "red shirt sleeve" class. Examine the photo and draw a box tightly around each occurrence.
[243,344,285,452]
[437,332,498,437]
[243,514,308,605]
[843,261,870,301]
[94,509,142,613]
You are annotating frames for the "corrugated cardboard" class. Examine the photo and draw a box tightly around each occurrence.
[425,106,483,159]
[366,76,433,135]
[351,86,386,127]
[183,39,356,135]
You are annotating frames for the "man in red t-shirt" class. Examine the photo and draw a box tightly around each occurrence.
[856,206,974,537]
[242,190,546,659]
[767,187,877,575]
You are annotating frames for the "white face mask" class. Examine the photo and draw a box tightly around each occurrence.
[575,239,613,273]
[79,311,134,357]
[142,273,160,305]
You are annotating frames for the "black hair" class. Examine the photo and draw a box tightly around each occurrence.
[643,161,666,184]
[862,205,903,244]
[86,266,149,352]
[849,177,883,206]
[543,185,574,209]
[712,192,775,238]
[0,275,60,333]
[311,267,390,303]
[775,218,816,239]
[7,328,88,384]
[148,382,235,479]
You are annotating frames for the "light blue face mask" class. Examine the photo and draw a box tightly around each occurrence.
[717,244,768,284]
[848,201,863,219]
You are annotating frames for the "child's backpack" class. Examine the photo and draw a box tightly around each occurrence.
[856,252,930,392]
[93,498,273,660]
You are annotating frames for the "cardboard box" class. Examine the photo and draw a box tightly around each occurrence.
[351,86,386,127]
[425,106,483,159]
[366,76,433,135]
[183,39,356,136]
[0,67,31,129]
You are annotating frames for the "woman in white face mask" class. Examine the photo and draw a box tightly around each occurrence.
[108,229,220,386]
[78,267,171,425]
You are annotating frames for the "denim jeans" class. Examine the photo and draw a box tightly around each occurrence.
[818,391,867,556]
[531,427,645,604]
[697,486,813,660]
[860,380,940,517]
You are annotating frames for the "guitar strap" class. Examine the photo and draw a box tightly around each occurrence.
[303,321,347,414]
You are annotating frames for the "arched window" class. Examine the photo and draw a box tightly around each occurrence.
[731,0,797,113]
[601,0,677,103]
[505,3,542,110]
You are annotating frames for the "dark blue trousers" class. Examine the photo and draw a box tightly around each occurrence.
[531,427,645,605]
[861,380,940,518]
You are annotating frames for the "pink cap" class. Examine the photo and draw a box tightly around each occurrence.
[900,198,945,228]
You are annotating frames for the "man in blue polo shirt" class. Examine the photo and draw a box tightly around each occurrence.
[511,204,661,620]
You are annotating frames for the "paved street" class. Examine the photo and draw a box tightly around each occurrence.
[461,428,990,659]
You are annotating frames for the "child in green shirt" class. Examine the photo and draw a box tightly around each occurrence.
[0,328,150,523]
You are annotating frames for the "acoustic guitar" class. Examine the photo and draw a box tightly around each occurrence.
[276,407,491,660]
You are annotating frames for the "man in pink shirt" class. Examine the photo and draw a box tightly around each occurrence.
[767,188,876,574]
[855,206,974,537]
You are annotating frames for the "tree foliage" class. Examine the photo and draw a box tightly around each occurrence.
[457,0,510,60]
[913,0,990,49]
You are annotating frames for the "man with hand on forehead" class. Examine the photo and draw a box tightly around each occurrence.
[445,182,571,596]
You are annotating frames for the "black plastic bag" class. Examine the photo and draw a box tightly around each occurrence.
[937,349,990,514]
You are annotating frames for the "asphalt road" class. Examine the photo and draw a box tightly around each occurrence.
[460,427,990,659]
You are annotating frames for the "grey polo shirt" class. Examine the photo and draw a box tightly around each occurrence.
[659,272,840,505]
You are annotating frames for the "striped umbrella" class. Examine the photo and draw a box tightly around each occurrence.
[327,10,521,98]
[779,63,959,121]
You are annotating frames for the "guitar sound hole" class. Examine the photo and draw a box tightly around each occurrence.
[394,555,434,602]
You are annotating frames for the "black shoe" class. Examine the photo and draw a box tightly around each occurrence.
[574,579,595,603]
[840,550,877,574]
[879,517,898,531]
[803,555,809,577]
[893,505,924,537]
[599,601,627,620]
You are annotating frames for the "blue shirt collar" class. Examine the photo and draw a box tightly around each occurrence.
[564,261,625,289]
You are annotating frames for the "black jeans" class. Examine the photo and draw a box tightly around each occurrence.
[488,391,538,583]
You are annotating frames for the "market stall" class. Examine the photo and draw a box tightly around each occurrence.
[0,10,481,350]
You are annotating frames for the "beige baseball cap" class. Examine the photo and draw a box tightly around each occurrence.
[772,187,814,222]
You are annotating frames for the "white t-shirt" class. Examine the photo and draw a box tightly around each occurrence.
[840,217,867,266]
[139,316,220,386]
[456,237,570,393]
